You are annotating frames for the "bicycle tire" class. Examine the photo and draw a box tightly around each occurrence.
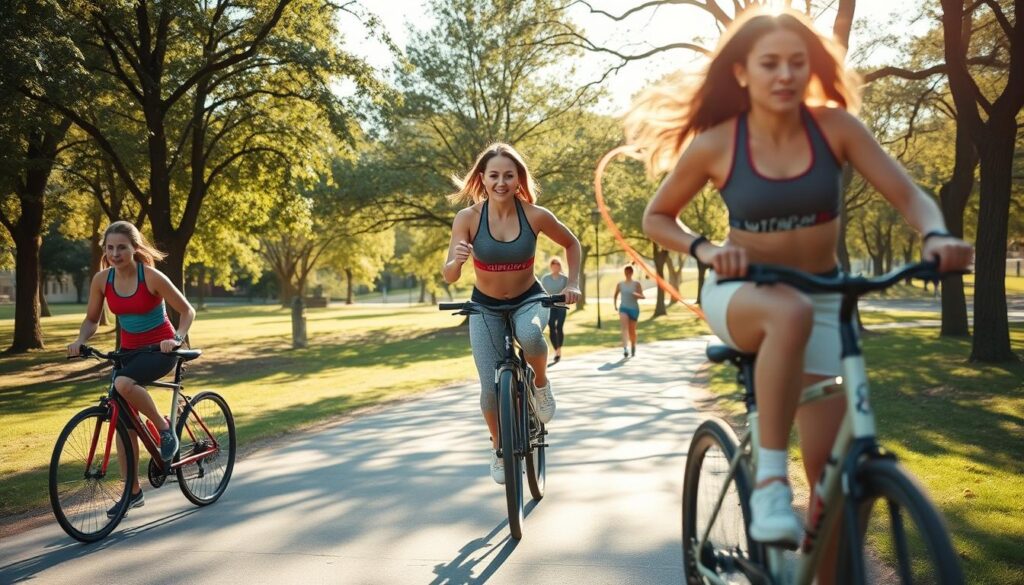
[49,406,135,542]
[498,369,524,540]
[836,458,964,584]
[525,414,546,501]
[175,391,236,506]
[682,418,765,585]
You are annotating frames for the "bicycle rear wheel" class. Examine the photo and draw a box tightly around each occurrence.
[498,369,524,539]
[49,406,135,542]
[836,458,964,584]
[175,391,236,506]
[682,418,765,585]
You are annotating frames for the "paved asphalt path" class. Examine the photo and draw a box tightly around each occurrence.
[1,339,713,585]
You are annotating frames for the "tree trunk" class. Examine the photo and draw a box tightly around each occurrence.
[9,233,44,352]
[345,268,354,304]
[419,280,426,303]
[667,253,683,307]
[971,132,1017,362]
[38,272,51,317]
[652,242,668,317]
[837,165,854,272]
[937,126,975,336]
[5,123,69,352]
[697,262,708,304]
[196,265,207,310]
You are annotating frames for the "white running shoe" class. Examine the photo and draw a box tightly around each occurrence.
[749,481,803,549]
[532,380,556,424]
[490,450,505,484]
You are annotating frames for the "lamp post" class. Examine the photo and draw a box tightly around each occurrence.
[591,209,602,329]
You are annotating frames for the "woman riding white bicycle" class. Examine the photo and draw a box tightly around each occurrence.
[628,7,972,581]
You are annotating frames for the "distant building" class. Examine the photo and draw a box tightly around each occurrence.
[0,270,80,303]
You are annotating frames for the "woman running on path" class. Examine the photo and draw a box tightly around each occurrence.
[613,265,644,357]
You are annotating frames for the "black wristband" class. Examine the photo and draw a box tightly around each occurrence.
[689,236,709,259]
[923,230,952,244]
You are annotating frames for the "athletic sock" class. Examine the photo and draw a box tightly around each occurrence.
[755,448,788,485]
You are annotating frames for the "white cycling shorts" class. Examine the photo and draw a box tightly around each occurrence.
[701,270,842,377]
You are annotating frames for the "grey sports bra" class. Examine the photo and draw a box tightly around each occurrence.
[720,106,842,233]
[472,198,538,272]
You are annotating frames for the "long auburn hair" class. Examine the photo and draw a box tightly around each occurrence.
[101,221,167,268]
[625,7,861,174]
[448,142,540,206]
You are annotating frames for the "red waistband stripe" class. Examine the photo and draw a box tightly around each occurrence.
[473,257,535,272]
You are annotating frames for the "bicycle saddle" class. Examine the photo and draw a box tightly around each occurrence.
[705,344,755,365]
[173,349,203,362]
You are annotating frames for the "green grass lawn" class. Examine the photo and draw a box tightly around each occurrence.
[0,298,708,519]
[704,323,1024,584]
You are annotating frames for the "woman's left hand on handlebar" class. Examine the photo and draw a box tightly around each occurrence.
[159,338,181,353]
[923,236,973,273]
[562,286,581,304]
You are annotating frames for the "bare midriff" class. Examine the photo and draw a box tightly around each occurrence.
[726,219,840,273]
[473,270,539,300]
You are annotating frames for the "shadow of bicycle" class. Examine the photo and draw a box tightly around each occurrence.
[429,500,541,584]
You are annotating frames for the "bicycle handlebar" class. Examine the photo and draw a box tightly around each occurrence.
[439,294,567,314]
[717,260,963,296]
[67,345,196,362]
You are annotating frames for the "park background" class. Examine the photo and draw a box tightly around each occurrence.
[0,0,1021,582]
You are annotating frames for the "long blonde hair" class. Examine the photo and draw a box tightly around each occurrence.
[448,143,540,206]
[101,221,167,268]
[625,7,861,174]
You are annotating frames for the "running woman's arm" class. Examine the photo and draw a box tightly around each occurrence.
[829,109,973,273]
[68,272,107,356]
[634,282,645,299]
[534,207,582,302]
[442,209,474,284]
[613,285,620,310]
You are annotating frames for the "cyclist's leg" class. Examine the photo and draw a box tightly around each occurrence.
[469,311,506,449]
[725,284,813,453]
[115,429,142,494]
[795,292,844,584]
[512,303,550,387]
[113,375,168,431]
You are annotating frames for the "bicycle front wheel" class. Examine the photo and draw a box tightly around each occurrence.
[682,418,765,585]
[49,406,135,542]
[837,458,964,584]
[498,369,524,540]
[175,391,236,506]
[525,414,546,501]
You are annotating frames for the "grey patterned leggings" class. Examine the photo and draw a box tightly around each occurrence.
[469,302,550,413]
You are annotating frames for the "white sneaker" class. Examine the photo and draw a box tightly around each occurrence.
[749,481,803,549]
[532,380,556,424]
[490,450,505,484]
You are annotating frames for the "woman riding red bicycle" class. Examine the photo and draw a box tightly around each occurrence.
[67,221,196,513]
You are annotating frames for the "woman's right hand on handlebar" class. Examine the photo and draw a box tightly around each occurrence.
[67,340,85,358]
[453,240,474,265]
[699,243,748,278]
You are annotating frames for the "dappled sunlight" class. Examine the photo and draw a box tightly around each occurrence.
[1,340,709,583]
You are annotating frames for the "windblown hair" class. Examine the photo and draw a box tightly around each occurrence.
[448,142,540,206]
[101,221,167,268]
[624,7,861,174]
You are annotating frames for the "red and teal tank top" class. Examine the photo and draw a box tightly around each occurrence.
[104,263,175,350]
